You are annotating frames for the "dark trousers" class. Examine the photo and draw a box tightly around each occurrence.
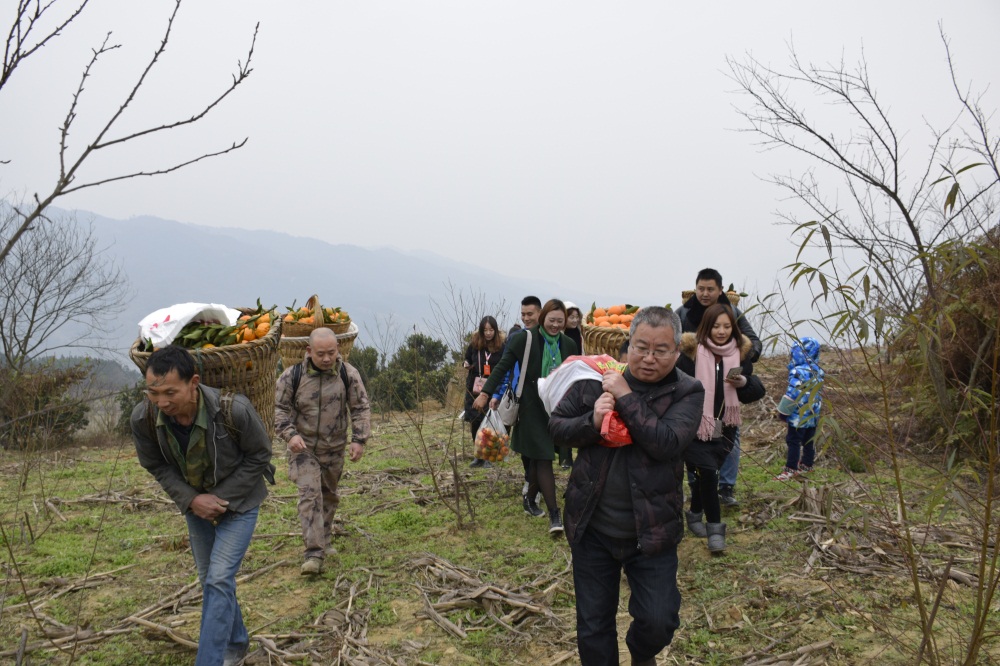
[570,528,681,666]
[686,463,721,523]
[785,425,817,470]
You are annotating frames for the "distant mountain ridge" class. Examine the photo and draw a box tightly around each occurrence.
[51,209,592,364]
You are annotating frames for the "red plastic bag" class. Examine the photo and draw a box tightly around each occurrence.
[600,410,633,447]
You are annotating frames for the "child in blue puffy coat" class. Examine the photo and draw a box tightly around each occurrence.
[775,337,825,481]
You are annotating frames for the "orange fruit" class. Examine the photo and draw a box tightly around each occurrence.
[258,312,271,324]
[608,304,626,316]
[608,314,622,324]
[593,307,607,319]
[201,343,216,349]
[300,316,315,325]
[283,313,295,322]
[239,326,256,343]
[255,322,270,338]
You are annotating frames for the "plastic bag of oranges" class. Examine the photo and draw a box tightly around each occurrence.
[475,410,511,462]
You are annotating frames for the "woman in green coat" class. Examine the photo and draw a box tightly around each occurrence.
[473,299,578,533]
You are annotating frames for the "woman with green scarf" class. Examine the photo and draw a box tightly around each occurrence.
[473,299,578,534]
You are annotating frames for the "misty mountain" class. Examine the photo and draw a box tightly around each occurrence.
[50,209,592,364]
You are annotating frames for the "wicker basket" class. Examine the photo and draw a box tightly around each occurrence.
[582,324,629,358]
[321,319,352,335]
[129,313,283,437]
[281,294,320,337]
[279,321,358,369]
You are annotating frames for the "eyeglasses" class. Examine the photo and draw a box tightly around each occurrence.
[630,345,678,360]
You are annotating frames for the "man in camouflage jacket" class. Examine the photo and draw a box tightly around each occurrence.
[275,328,371,575]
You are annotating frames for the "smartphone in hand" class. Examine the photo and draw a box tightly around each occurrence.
[726,367,743,380]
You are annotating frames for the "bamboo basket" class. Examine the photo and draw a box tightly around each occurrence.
[582,324,629,358]
[279,321,358,369]
[281,294,320,337]
[129,312,283,436]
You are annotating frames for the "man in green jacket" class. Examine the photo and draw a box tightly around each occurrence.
[131,345,274,666]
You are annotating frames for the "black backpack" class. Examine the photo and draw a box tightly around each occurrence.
[289,361,352,403]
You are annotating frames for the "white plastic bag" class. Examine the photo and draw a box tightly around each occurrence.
[138,303,240,348]
[475,409,511,461]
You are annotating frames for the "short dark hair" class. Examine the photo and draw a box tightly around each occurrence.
[521,295,542,309]
[696,268,723,289]
[146,345,197,381]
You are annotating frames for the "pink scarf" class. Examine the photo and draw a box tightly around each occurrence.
[694,337,742,441]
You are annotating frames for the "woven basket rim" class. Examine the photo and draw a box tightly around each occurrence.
[129,311,282,365]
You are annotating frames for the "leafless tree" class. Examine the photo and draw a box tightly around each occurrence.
[0,206,129,371]
[425,280,512,356]
[726,28,1000,423]
[0,0,257,265]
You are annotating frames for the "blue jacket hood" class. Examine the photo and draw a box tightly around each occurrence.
[791,337,821,365]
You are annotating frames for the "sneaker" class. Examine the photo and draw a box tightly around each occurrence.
[481,460,493,469]
[774,467,798,481]
[560,462,572,470]
[522,495,545,518]
[470,458,485,468]
[325,545,338,556]
[548,509,564,534]
[300,557,322,575]
[222,646,248,666]
[798,464,813,475]
[719,486,740,507]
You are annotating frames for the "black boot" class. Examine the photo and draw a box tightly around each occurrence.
[522,495,544,518]
[548,508,564,534]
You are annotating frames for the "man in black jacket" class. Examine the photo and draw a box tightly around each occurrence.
[132,345,274,666]
[675,267,760,507]
[549,307,703,666]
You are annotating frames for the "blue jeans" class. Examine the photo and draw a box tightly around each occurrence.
[185,507,258,666]
[719,426,741,488]
[570,528,681,666]
[785,425,816,470]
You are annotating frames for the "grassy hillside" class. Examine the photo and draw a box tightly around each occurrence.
[0,354,996,665]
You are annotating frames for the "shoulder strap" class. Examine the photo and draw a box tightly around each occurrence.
[515,330,532,399]
[219,391,240,440]
[145,398,157,439]
[291,362,303,402]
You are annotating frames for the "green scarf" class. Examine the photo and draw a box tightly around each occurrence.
[540,329,562,378]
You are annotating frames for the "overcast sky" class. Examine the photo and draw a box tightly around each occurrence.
[3,1,999,316]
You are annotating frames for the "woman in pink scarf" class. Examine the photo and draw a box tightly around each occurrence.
[674,304,754,554]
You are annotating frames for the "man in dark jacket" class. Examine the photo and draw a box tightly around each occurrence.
[675,267,761,507]
[549,307,703,666]
[131,345,274,666]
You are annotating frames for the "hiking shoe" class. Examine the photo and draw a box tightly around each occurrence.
[774,467,798,481]
[470,458,485,468]
[548,509,564,534]
[300,557,322,575]
[797,464,813,475]
[325,545,338,557]
[719,486,740,507]
[523,495,545,518]
[481,460,493,469]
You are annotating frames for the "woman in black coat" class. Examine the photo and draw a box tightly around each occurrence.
[464,316,504,467]
[674,303,755,554]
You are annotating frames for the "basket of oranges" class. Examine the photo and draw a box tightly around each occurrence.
[281,294,321,337]
[128,302,283,435]
[582,304,639,358]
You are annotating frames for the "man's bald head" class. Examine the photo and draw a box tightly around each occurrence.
[307,327,339,370]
